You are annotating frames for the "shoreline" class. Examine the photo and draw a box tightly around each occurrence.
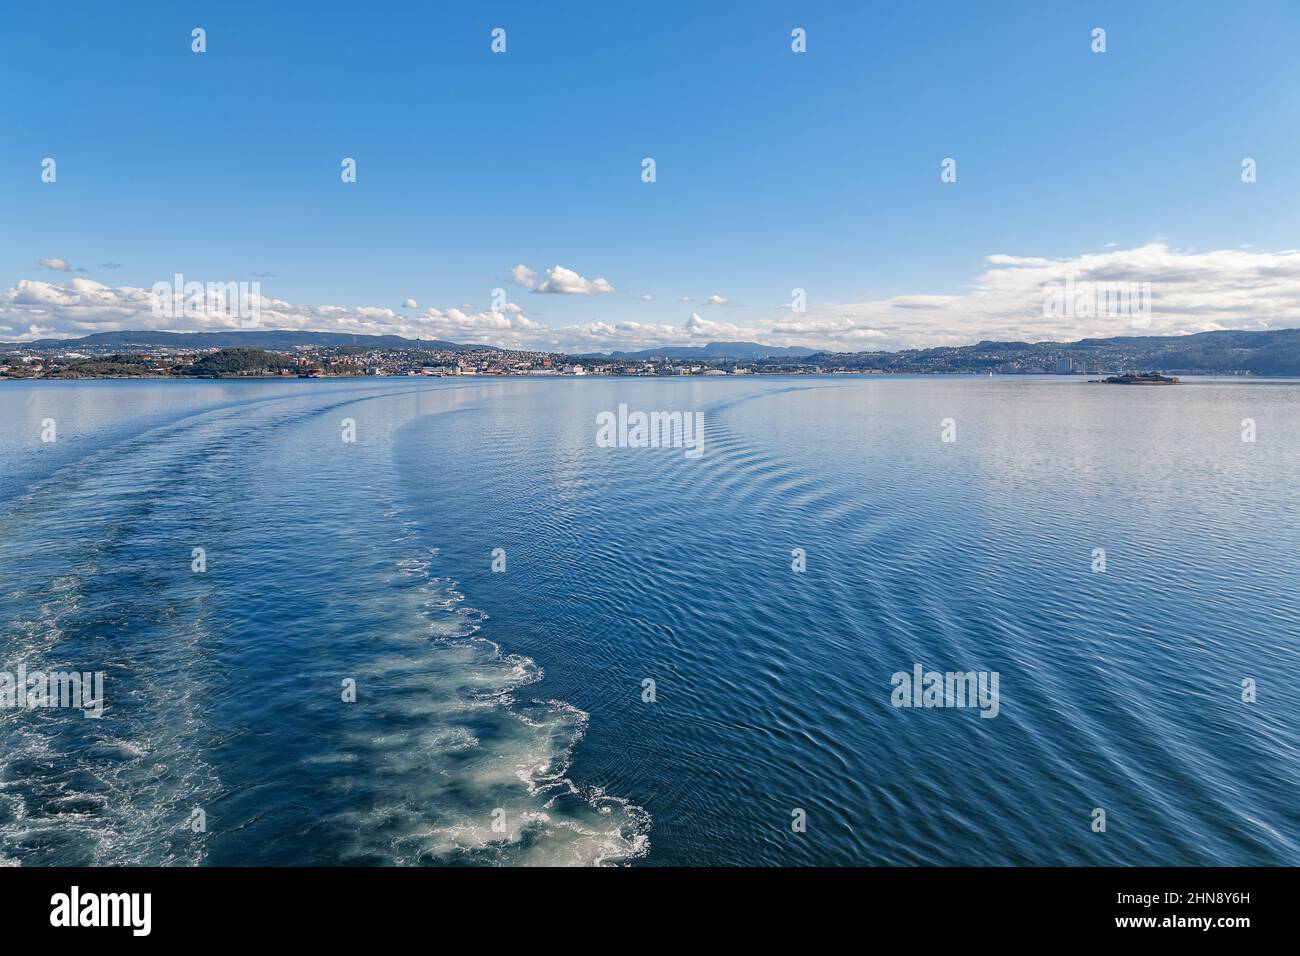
[0,370,1281,382]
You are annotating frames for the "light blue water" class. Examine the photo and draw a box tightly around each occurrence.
[1,376,1297,865]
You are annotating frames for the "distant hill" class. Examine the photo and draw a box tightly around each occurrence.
[1059,328,1300,374]
[578,341,819,360]
[803,327,1300,375]
[4,330,486,352]
[8,327,1300,374]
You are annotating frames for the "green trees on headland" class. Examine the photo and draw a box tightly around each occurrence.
[185,348,299,376]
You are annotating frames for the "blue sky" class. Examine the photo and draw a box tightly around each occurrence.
[3,0,1299,350]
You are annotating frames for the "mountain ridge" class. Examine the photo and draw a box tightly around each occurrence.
[6,327,1300,374]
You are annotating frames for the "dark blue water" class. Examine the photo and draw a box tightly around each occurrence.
[2,377,1297,865]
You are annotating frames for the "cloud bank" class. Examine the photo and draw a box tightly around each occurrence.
[769,243,1300,350]
[3,245,1297,352]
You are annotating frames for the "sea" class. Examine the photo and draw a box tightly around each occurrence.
[1,375,1297,866]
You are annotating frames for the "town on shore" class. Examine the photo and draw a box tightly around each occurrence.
[2,327,1295,380]
[0,345,765,380]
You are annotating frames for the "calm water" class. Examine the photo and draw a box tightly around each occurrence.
[1,376,1297,866]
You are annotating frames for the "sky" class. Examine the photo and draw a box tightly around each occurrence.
[2,0,1299,351]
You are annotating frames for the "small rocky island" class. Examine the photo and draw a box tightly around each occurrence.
[1095,371,1181,385]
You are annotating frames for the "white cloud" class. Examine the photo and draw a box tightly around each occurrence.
[37,258,74,272]
[6,245,1300,353]
[413,305,545,343]
[703,294,729,306]
[683,312,746,338]
[402,298,418,309]
[766,244,1300,350]
[0,279,545,348]
[509,265,538,290]
[517,264,616,296]
[640,293,654,301]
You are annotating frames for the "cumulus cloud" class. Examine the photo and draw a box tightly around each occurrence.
[37,258,74,272]
[703,294,729,306]
[0,273,766,351]
[0,278,545,348]
[768,243,1300,350]
[683,312,748,338]
[5,244,1300,352]
[512,264,615,295]
[402,298,418,309]
[413,305,545,343]
[510,264,539,290]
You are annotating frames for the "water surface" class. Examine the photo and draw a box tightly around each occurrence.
[1,376,1296,865]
